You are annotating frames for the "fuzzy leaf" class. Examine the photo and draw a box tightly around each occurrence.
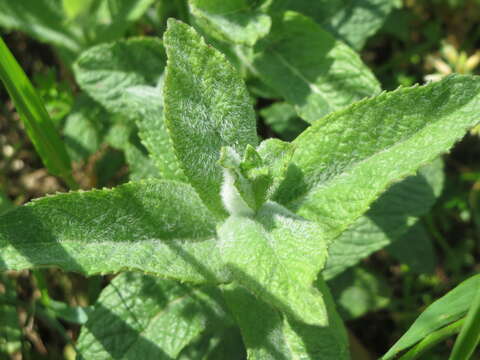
[256,139,295,198]
[105,120,162,181]
[219,147,263,215]
[278,0,400,50]
[218,202,329,326]
[77,272,227,359]
[74,38,165,118]
[219,142,292,214]
[222,281,349,359]
[275,75,480,246]
[75,38,184,180]
[164,19,258,217]
[189,0,272,46]
[133,85,186,181]
[0,180,227,283]
[249,11,381,122]
[383,274,480,359]
[63,93,109,162]
[123,136,163,181]
[324,158,444,279]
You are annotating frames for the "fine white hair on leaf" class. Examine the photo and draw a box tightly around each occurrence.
[220,149,254,217]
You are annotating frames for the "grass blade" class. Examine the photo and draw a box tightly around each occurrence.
[449,286,480,360]
[398,319,465,360]
[0,37,76,188]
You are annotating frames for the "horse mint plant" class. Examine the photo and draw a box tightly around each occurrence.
[1,17,480,359]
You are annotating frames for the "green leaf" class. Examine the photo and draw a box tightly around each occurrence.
[106,0,155,21]
[62,0,94,19]
[74,38,184,180]
[104,120,162,181]
[0,0,82,54]
[124,135,162,181]
[63,93,109,162]
[0,275,21,356]
[383,274,480,359]
[219,146,266,216]
[0,192,13,216]
[218,202,329,326]
[278,0,400,50]
[178,327,245,360]
[0,180,228,283]
[33,69,74,125]
[328,267,391,320]
[219,142,293,214]
[247,76,281,99]
[134,85,186,181]
[218,140,294,217]
[124,139,163,181]
[163,19,258,216]
[0,0,155,58]
[88,0,156,44]
[449,284,480,360]
[0,37,75,188]
[397,319,465,360]
[324,159,444,279]
[74,38,165,120]
[189,0,272,46]
[46,299,89,325]
[104,119,133,150]
[77,272,228,359]
[222,281,349,359]
[256,138,295,199]
[387,223,436,274]
[275,75,480,247]
[248,11,381,122]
